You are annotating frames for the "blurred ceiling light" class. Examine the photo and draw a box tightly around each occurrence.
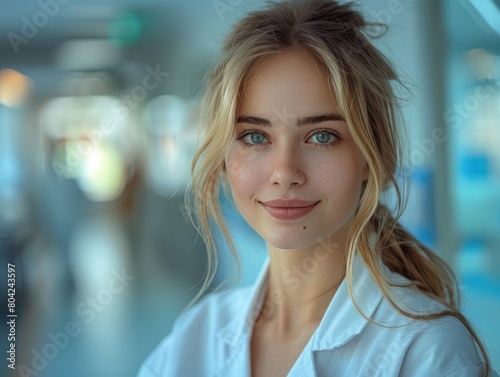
[0,69,31,108]
[40,96,125,139]
[462,0,500,35]
[54,39,122,71]
[108,11,142,47]
[144,95,189,135]
[466,49,498,80]
[76,143,126,202]
[60,72,113,96]
[143,96,199,197]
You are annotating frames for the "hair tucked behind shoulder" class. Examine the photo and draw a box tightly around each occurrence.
[185,1,491,374]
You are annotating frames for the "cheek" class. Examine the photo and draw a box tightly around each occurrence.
[225,148,264,199]
[319,156,365,206]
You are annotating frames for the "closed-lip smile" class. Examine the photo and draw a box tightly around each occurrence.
[259,199,320,220]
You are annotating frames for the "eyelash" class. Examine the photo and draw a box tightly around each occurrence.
[235,128,342,149]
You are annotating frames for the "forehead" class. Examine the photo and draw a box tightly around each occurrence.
[237,50,340,118]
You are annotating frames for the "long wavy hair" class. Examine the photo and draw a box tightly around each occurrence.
[184,0,491,374]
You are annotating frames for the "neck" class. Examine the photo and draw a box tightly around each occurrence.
[260,234,347,337]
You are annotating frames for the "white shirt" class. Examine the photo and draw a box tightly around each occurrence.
[137,252,498,377]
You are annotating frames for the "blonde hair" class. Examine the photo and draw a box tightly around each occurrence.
[185,0,491,374]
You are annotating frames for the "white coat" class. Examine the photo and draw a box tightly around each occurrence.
[137,251,498,377]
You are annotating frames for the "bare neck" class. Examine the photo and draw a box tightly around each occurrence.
[260,236,347,337]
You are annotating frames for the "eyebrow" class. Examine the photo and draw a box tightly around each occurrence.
[235,113,346,127]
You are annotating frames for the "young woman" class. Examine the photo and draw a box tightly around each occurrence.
[138,0,498,376]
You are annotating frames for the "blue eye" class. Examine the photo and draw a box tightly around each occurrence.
[237,131,269,147]
[310,132,333,144]
[247,133,267,144]
[307,130,340,148]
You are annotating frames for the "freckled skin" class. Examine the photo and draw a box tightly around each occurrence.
[224,50,368,250]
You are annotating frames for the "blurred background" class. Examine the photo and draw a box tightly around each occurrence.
[0,0,499,376]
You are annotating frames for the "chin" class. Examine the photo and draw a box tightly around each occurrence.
[259,230,320,251]
[257,223,348,252]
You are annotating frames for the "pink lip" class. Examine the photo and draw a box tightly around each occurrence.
[260,199,320,220]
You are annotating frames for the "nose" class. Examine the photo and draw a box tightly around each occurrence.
[269,145,305,189]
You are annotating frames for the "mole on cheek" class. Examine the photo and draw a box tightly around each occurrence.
[303,226,307,229]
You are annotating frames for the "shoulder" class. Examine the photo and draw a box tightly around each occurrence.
[136,284,252,377]
[158,283,252,342]
[371,282,488,376]
[398,314,487,376]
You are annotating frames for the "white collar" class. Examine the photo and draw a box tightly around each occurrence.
[311,252,383,350]
[217,249,384,352]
